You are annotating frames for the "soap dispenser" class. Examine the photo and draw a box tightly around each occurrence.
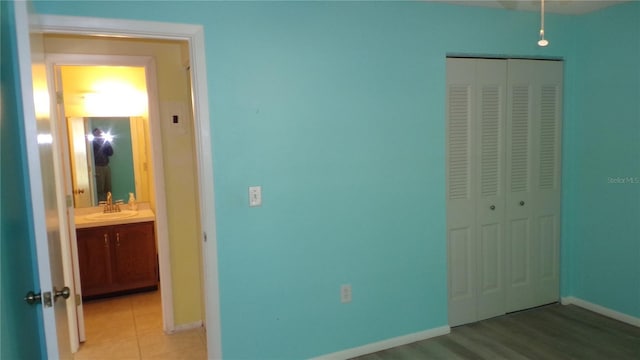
[128,192,137,211]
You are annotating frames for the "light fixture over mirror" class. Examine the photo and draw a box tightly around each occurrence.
[538,0,549,47]
[59,65,152,209]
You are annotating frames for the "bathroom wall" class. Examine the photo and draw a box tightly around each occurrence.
[43,35,204,327]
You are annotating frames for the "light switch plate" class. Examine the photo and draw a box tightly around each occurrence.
[249,186,262,207]
[341,284,352,303]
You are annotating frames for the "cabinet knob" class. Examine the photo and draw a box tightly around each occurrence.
[490,205,496,210]
[519,201,525,206]
[116,233,120,247]
[104,234,108,247]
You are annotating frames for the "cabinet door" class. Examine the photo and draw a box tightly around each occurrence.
[112,222,157,288]
[76,227,112,297]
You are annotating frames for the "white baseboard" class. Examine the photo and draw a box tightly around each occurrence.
[166,320,204,334]
[561,296,640,327]
[311,325,451,360]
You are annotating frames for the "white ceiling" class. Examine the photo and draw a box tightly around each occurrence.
[432,0,630,15]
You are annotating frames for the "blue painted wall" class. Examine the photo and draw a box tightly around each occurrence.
[563,1,640,317]
[31,0,638,358]
[1,1,46,358]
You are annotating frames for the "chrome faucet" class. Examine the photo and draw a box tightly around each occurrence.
[101,192,122,213]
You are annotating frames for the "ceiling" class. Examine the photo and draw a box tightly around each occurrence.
[432,0,630,15]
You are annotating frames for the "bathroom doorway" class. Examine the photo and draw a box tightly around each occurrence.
[44,35,207,353]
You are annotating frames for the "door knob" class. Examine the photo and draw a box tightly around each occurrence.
[24,291,42,305]
[54,286,71,302]
[490,205,496,210]
[519,201,525,206]
[24,290,53,307]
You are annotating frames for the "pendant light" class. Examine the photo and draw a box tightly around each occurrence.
[538,0,549,47]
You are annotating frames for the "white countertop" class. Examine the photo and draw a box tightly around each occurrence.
[74,203,155,229]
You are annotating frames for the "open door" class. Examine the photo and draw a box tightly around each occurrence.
[0,1,46,357]
[9,1,74,358]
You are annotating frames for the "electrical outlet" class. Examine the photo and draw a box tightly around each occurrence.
[340,284,352,303]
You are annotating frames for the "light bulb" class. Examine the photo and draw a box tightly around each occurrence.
[538,29,549,47]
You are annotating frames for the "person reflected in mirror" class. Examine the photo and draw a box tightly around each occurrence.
[92,128,114,202]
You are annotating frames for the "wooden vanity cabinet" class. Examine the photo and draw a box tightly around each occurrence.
[77,221,157,299]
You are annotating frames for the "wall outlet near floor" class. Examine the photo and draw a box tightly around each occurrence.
[341,284,352,303]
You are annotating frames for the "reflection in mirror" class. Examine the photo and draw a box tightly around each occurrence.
[67,116,150,208]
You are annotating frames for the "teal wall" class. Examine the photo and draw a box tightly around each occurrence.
[1,1,46,358]
[563,1,640,317]
[31,0,639,358]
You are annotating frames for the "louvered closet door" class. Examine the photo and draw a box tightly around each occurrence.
[447,58,478,326]
[474,60,507,322]
[447,58,507,326]
[531,60,562,306]
[505,59,562,312]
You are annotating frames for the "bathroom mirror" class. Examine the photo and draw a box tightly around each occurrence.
[67,116,151,208]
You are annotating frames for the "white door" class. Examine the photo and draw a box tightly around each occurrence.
[530,60,562,306]
[505,59,536,312]
[447,58,478,326]
[447,58,507,326]
[14,1,72,358]
[505,59,562,312]
[474,59,507,322]
[448,58,561,325]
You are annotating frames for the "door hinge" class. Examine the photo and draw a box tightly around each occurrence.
[203,232,207,242]
[56,91,64,105]
[75,294,82,306]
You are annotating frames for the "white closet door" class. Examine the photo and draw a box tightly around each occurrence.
[447,58,478,326]
[532,60,563,306]
[448,58,561,325]
[474,59,507,321]
[505,59,535,311]
[447,58,507,326]
[505,59,562,312]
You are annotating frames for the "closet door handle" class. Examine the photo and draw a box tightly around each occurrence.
[116,233,120,247]
[490,205,496,210]
[519,201,525,206]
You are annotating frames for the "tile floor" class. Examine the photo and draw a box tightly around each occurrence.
[74,290,207,360]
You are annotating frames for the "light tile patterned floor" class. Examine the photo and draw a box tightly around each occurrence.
[74,291,207,360]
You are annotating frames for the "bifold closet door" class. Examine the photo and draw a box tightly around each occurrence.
[505,59,562,312]
[447,58,562,326]
[447,58,507,326]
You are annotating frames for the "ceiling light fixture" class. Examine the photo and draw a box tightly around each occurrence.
[538,0,549,47]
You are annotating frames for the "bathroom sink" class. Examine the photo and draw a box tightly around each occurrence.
[84,210,139,221]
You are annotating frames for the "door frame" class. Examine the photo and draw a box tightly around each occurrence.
[48,53,168,346]
[36,14,222,358]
